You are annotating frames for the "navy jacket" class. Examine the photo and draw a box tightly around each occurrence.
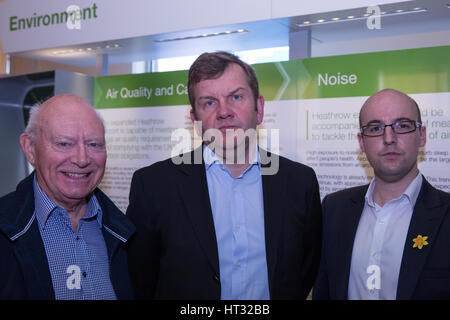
[313,177,450,300]
[0,173,136,300]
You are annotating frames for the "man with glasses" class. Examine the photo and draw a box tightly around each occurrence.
[313,88,450,300]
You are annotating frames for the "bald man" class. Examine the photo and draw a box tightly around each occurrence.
[313,89,450,300]
[0,94,135,299]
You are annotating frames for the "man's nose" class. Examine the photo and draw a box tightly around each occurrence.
[72,144,90,167]
[383,125,397,145]
[216,101,234,119]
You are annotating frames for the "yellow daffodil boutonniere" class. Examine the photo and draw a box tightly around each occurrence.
[412,235,429,250]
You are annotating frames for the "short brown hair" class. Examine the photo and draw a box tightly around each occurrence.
[187,51,259,110]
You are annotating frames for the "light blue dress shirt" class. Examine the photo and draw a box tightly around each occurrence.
[33,177,117,300]
[348,173,422,300]
[203,145,270,300]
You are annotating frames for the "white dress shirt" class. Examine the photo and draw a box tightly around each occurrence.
[348,173,422,300]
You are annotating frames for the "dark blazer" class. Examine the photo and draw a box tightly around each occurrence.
[313,176,450,300]
[126,148,322,300]
[0,173,136,300]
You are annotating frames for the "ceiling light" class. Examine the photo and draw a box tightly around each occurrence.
[296,7,428,28]
[154,29,248,43]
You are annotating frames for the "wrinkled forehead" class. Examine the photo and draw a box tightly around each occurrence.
[38,97,104,135]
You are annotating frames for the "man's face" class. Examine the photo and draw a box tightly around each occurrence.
[190,63,264,154]
[21,96,106,209]
[358,90,426,183]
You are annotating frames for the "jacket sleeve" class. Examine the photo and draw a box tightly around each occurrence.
[301,168,323,299]
[312,194,331,300]
[126,169,161,299]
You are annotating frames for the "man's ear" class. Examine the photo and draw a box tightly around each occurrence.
[357,132,366,153]
[256,94,264,125]
[19,133,36,166]
[190,108,197,123]
[419,125,427,148]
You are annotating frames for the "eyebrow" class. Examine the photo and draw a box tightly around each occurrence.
[197,87,247,101]
[365,117,415,125]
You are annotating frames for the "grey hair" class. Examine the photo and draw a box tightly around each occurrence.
[24,102,42,143]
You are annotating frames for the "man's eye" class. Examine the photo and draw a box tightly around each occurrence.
[233,95,242,100]
[58,142,70,147]
[369,125,382,133]
[397,122,413,129]
[88,142,104,148]
[205,101,215,107]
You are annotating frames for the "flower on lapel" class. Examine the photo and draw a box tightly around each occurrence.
[412,235,429,249]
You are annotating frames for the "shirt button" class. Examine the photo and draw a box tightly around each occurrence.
[372,252,376,258]
[76,236,80,240]
[236,224,240,229]
[237,261,241,267]
[82,272,87,278]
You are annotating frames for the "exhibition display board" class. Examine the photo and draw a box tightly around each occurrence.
[94,45,450,211]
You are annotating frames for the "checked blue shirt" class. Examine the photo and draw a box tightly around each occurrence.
[33,178,117,300]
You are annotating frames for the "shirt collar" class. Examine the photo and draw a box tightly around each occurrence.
[203,143,261,170]
[33,176,102,230]
[365,172,423,208]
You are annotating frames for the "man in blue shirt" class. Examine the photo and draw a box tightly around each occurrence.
[313,89,450,299]
[0,94,135,299]
[127,51,322,299]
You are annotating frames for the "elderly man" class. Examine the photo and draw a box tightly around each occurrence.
[127,51,322,300]
[313,89,450,300]
[0,94,135,299]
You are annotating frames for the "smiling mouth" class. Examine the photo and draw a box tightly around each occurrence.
[63,172,89,178]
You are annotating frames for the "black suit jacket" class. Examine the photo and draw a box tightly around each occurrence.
[126,148,322,299]
[313,176,450,299]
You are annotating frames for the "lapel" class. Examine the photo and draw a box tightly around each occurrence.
[261,161,283,294]
[96,188,135,261]
[0,174,54,299]
[396,178,448,299]
[176,149,220,276]
[334,185,367,299]
[13,220,55,299]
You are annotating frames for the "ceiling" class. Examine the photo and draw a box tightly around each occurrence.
[12,0,450,68]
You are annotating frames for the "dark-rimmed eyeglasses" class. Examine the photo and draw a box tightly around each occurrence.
[360,120,422,137]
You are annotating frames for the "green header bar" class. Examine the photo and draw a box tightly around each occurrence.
[298,45,450,99]
[94,70,189,109]
[94,45,450,109]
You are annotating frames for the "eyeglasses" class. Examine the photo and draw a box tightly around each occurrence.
[360,119,422,137]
